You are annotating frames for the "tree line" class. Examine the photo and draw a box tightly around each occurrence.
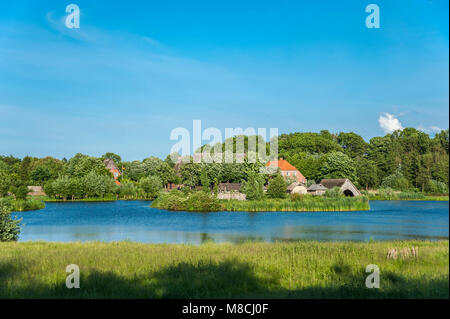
[0,128,448,201]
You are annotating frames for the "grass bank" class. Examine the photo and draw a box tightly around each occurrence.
[8,198,45,212]
[0,240,447,298]
[223,197,370,212]
[366,190,449,201]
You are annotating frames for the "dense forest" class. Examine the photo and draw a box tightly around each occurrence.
[0,128,448,202]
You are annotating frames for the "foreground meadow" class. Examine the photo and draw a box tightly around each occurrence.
[0,240,448,298]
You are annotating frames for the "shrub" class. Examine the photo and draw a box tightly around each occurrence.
[10,185,29,201]
[0,198,21,241]
[266,174,287,199]
[242,171,264,200]
[381,166,410,191]
[151,190,223,212]
[427,180,449,194]
[324,187,344,198]
[139,175,163,200]
[377,188,396,200]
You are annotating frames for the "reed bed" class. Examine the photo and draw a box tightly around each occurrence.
[223,197,370,212]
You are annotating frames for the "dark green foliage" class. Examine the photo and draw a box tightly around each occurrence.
[0,199,21,241]
[242,171,264,200]
[139,176,163,200]
[151,190,223,212]
[266,174,287,199]
[10,185,29,201]
[320,152,358,182]
[200,166,210,192]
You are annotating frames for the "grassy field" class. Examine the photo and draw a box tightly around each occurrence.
[0,240,447,298]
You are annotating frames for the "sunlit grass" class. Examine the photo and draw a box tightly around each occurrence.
[0,240,447,298]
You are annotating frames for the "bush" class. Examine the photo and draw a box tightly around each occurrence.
[0,198,21,241]
[242,171,264,200]
[266,174,287,199]
[151,190,223,212]
[139,175,163,200]
[10,185,29,201]
[376,188,396,200]
[381,167,410,191]
[427,180,449,194]
[324,187,344,198]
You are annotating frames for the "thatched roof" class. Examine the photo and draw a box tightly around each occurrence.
[103,159,119,171]
[287,182,300,191]
[320,179,347,189]
[219,183,241,192]
[307,183,328,191]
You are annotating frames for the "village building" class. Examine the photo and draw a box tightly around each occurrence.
[103,159,121,185]
[320,179,361,197]
[218,182,241,193]
[307,183,328,195]
[287,182,308,195]
[27,186,45,196]
[266,158,307,184]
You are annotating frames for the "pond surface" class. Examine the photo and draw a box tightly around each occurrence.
[12,200,449,244]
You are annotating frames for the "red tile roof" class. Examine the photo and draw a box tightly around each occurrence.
[266,158,298,171]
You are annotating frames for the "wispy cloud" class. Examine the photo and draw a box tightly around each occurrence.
[378,113,403,134]
[417,125,444,134]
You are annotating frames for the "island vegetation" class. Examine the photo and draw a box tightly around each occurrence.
[0,240,447,298]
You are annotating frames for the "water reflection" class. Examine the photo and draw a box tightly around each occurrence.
[13,200,449,244]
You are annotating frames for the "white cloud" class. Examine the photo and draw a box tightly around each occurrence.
[378,113,403,134]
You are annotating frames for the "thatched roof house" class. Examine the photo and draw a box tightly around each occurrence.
[218,183,241,192]
[307,183,328,195]
[320,179,361,196]
[103,159,121,184]
[27,186,45,196]
[287,182,307,195]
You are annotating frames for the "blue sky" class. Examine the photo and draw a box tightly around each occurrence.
[0,0,448,160]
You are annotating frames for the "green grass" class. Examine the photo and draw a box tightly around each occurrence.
[9,198,45,212]
[366,190,449,201]
[44,196,118,203]
[222,197,370,212]
[0,240,447,298]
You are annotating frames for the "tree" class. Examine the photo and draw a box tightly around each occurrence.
[101,152,122,164]
[10,185,29,201]
[356,158,379,190]
[242,171,264,200]
[337,132,368,158]
[139,176,163,200]
[266,174,287,199]
[0,199,21,241]
[200,166,210,192]
[0,172,11,197]
[52,175,72,200]
[320,152,358,182]
[380,166,410,191]
[31,166,52,185]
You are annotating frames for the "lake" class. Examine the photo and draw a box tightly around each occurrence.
[12,200,449,244]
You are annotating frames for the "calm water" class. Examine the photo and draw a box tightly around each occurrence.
[12,200,449,244]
